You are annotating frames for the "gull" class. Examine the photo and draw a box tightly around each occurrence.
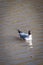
[17,29,33,47]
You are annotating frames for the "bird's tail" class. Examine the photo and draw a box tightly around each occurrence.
[17,29,22,33]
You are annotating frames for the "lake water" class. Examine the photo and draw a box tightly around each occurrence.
[0,0,43,65]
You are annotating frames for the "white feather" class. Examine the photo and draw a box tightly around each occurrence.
[25,35,33,48]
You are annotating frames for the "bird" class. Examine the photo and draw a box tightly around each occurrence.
[17,29,32,40]
[17,29,33,47]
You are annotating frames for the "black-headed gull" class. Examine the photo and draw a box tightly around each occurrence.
[18,29,33,48]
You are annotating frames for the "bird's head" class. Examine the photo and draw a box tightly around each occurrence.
[28,30,31,35]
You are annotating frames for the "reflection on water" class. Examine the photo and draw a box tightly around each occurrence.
[25,40,33,48]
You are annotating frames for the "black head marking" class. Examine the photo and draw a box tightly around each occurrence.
[28,30,31,35]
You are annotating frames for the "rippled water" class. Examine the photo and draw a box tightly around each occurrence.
[0,0,43,65]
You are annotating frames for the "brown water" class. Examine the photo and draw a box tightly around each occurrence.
[0,0,43,65]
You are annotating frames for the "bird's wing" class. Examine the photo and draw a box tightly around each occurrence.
[20,33,28,36]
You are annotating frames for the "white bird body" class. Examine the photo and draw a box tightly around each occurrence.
[25,34,32,40]
[25,34,32,45]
